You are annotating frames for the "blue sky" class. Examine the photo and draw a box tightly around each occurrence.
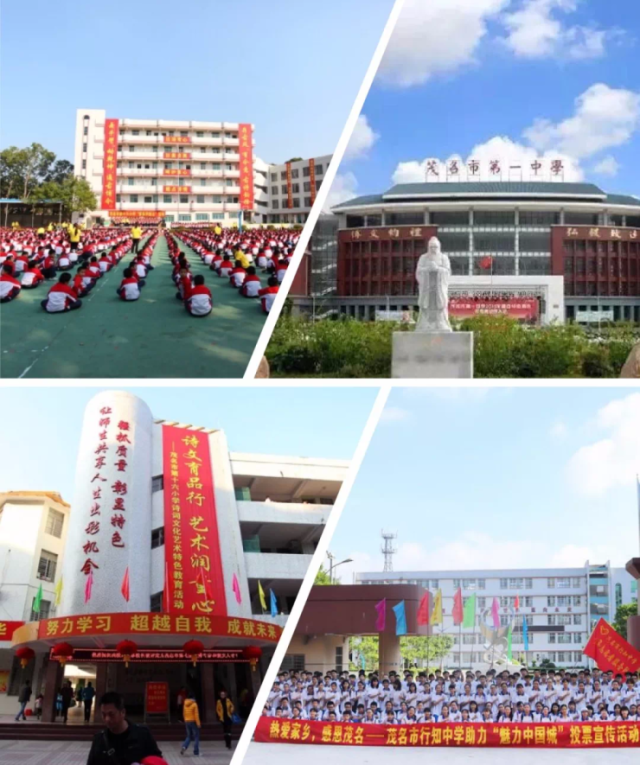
[331,0,640,206]
[1,0,394,164]
[329,387,640,581]
[0,386,377,502]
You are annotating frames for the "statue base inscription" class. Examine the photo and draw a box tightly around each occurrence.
[392,332,473,379]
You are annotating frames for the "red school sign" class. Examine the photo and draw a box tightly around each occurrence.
[162,426,227,616]
[145,682,169,714]
[255,718,640,748]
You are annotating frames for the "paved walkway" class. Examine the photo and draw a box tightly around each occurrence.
[243,742,638,764]
[0,739,233,764]
[0,236,267,378]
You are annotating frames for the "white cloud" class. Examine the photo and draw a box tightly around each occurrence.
[392,137,584,184]
[324,171,359,212]
[379,405,409,423]
[550,421,568,439]
[377,0,509,88]
[592,155,621,177]
[502,0,620,60]
[524,83,640,159]
[566,393,640,497]
[344,115,379,161]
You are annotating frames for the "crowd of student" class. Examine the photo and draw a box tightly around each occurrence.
[167,226,298,316]
[263,667,640,724]
[0,223,295,317]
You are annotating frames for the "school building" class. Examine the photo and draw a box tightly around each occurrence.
[0,391,347,723]
[74,109,329,227]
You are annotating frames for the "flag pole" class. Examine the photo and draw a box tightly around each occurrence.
[459,621,462,672]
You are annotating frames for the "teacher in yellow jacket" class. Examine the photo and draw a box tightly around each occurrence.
[216,690,235,750]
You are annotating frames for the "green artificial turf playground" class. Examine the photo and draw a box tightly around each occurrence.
[0,236,267,378]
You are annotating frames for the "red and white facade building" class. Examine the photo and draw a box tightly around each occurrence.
[304,175,640,325]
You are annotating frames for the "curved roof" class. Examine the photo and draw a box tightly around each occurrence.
[333,182,640,210]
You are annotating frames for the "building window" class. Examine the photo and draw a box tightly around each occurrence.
[151,527,165,549]
[144,196,153,204]
[31,597,51,622]
[83,126,88,136]
[316,164,323,174]
[45,509,64,538]
[179,214,191,221]
[281,654,306,672]
[130,195,138,203]
[152,475,164,492]
[37,550,58,582]
[180,195,189,204]
[196,213,209,221]
[196,195,205,204]
[335,646,343,672]
[616,583,622,607]
[386,212,424,226]
[163,195,173,204]
[291,169,299,179]
[303,167,310,177]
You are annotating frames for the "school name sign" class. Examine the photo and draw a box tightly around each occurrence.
[255,719,640,749]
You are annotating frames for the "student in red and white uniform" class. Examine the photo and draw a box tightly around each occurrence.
[185,274,212,317]
[42,252,57,280]
[58,251,72,270]
[217,256,233,278]
[98,253,112,274]
[13,252,29,274]
[176,268,193,301]
[276,258,288,283]
[86,257,101,279]
[210,252,223,272]
[258,276,279,314]
[230,261,246,288]
[240,266,261,297]
[41,272,82,313]
[256,250,268,269]
[0,264,22,302]
[202,250,215,266]
[21,261,45,289]
[116,267,142,301]
[133,258,147,281]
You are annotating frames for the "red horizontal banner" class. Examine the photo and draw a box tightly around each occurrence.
[255,719,640,748]
[449,298,539,320]
[164,152,191,159]
[164,136,191,144]
[163,186,191,194]
[0,621,24,640]
[29,612,281,642]
[109,210,165,220]
[164,169,191,177]
[57,647,247,663]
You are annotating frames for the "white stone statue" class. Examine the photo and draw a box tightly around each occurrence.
[416,236,452,332]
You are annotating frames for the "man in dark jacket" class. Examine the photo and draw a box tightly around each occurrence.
[87,691,162,765]
[60,680,74,723]
[15,680,31,720]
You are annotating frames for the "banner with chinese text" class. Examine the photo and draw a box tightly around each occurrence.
[164,169,191,177]
[255,719,640,748]
[164,152,191,160]
[0,621,23,641]
[286,162,293,209]
[449,298,539,321]
[583,618,640,674]
[109,211,165,220]
[146,682,169,714]
[162,426,227,615]
[101,119,119,210]
[164,136,191,144]
[163,186,191,194]
[309,159,317,205]
[238,123,254,211]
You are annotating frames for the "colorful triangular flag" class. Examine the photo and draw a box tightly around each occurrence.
[258,581,267,612]
[431,590,443,626]
[84,569,93,604]
[232,573,242,604]
[54,577,63,607]
[121,567,130,602]
[375,598,386,631]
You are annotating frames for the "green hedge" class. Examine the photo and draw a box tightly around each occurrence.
[266,316,639,378]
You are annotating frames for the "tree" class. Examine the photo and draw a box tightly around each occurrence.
[30,176,96,214]
[314,567,333,585]
[349,636,378,671]
[44,159,74,185]
[0,144,73,200]
[613,603,637,641]
[400,635,454,670]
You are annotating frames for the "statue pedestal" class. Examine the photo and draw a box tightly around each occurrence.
[392,332,473,379]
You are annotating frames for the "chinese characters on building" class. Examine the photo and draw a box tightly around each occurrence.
[238,124,255,211]
[101,119,119,210]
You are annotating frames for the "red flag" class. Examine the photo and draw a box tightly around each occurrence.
[198,567,211,603]
[417,591,431,626]
[121,567,130,602]
[479,256,493,270]
[583,618,640,674]
[375,599,386,632]
[452,587,463,626]
[163,561,171,612]
[232,573,242,604]
[514,595,520,611]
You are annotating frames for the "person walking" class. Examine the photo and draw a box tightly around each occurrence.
[130,225,143,254]
[60,680,74,723]
[180,691,201,757]
[15,680,31,721]
[216,690,235,750]
[83,681,96,722]
[87,691,162,765]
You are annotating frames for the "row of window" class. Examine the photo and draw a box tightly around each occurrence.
[270,165,324,181]
[122,179,238,188]
[120,130,238,139]
[345,212,640,229]
[271,181,322,196]
[120,163,237,171]
[115,195,240,204]
[272,198,314,210]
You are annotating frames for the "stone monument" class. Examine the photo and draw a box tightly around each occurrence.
[391,236,473,378]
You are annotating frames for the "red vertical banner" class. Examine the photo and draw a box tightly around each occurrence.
[162,426,227,616]
[101,119,119,210]
[238,123,254,211]
[309,158,317,205]
[286,161,293,208]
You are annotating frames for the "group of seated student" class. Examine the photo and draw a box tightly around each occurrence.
[170,227,294,313]
[0,225,136,307]
[115,233,158,302]
[262,666,640,724]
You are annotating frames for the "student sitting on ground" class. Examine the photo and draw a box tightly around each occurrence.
[230,260,246,288]
[0,263,22,302]
[117,268,143,301]
[133,258,147,280]
[176,267,193,301]
[240,266,261,297]
[185,274,212,317]
[58,251,72,270]
[72,266,95,298]
[21,261,45,289]
[217,255,233,278]
[98,252,112,274]
[41,272,82,313]
[258,276,279,314]
[14,252,29,275]
[86,257,101,280]
[42,252,57,280]
[276,258,288,283]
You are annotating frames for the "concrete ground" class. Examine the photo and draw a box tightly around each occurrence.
[0,236,267,378]
[0,739,233,764]
[243,742,639,764]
